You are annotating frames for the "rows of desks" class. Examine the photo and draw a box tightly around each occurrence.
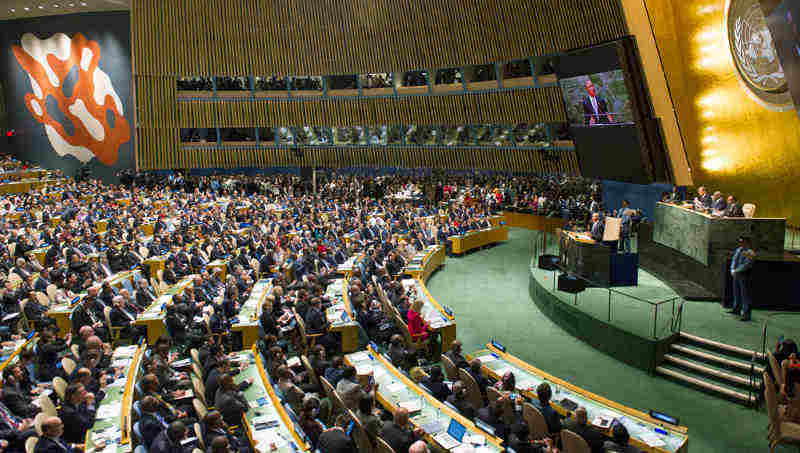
[346,345,503,452]
[467,344,689,453]
[449,227,509,255]
[239,346,311,452]
[406,245,446,281]
[326,278,360,353]
[133,275,195,344]
[400,278,456,353]
[232,278,273,349]
[85,344,145,453]
[46,269,144,336]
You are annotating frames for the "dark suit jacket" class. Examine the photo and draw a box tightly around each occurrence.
[590,221,604,242]
[582,96,611,125]
[446,394,475,420]
[317,427,354,453]
[563,420,606,453]
[533,400,562,434]
[2,387,37,418]
[59,402,96,443]
[150,430,190,453]
[140,413,167,449]
[724,203,744,217]
[711,197,727,212]
[34,437,77,453]
[379,422,418,453]
[214,389,248,426]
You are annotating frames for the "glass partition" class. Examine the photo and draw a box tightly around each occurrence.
[215,76,250,97]
[387,125,406,145]
[254,76,288,97]
[276,127,295,145]
[397,70,428,95]
[433,67,463,93]
[406,125,437,146]
[290,76,323,96]
[257,127,275,145]
[439,125,470,146]
[466,64,498,90]
[219,127,255,143]
[359,73,394,96]
[502,59,534,88]
[326,74,358,96]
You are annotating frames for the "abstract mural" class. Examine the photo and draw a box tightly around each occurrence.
[12,32,130,165]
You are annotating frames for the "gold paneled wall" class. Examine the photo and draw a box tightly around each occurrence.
[131,0,629,172]
[645,0,800,225]
[147,147,580,174]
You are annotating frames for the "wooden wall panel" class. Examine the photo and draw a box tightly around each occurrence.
[132,0,626,169]
[134,0,627,76]
[171,147,580,173]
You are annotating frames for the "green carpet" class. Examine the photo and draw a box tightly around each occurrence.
[426,227,798,453]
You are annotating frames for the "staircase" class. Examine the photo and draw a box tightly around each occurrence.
[655,332,766,405]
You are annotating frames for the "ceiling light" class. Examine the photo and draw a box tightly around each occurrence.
[54,3,60,7]
[81,1,87,5]
[10,8,15,12]
[24,6,30,10]
[39,5,45,9]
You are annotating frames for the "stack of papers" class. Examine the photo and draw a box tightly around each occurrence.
[97,402,122,420]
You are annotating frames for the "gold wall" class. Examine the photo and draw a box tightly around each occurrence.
[131,0,628,173]
[645,0,800,225]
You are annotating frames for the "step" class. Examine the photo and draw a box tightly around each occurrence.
[670,344,765,374]
[656,365,757,404]
[662,354,761,388]
[679,332,766,361]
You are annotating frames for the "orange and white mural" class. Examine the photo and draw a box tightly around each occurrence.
[12,32,130,166]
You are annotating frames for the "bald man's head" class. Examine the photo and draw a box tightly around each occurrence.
[42,416,64,437]
[409,440,429,453]
[575,406,588,424]
[394,407,409,426]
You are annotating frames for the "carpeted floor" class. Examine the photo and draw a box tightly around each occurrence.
[426,227,799,453]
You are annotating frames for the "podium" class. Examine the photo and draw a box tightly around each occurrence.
[559,230,613,285]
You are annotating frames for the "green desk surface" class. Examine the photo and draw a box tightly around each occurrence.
[325,279,358,329]
[345,347,502,452]
[233,279,272,327]
[85,345,141,453]
[400,278,454,329]
[468,347,688,453]
[234,349,308,452]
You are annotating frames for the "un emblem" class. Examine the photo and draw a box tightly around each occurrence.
[726,0,793,109]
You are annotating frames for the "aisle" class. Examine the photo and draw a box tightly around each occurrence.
[424,228,785,453]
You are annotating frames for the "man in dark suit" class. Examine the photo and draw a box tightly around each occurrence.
[35,417,80,453]
[694,186,712,209]
[58,383,97,444]
[532,383,562,435]
[724,195,744,217]
[563,407,605,453]
[589,213,604,242]
[582,79,614,126]
[710,191,727,213]
[139,396,169,449]
[150,420,191,453]
[379,408,423,453]
[444,340,470,370]
[446,381,476,420]
[317,415,354,453]
[0,366,38,418]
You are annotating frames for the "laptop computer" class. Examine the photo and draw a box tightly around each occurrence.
[433,419,467,450]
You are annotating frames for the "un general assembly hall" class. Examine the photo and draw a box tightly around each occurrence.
[1,0,800,452]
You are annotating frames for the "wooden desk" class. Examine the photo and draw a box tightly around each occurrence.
[240,347,311,452]
[143,254,168,279]
[232,279,273,349]
[84,344,144,452]
[96,219,109,233]
[327,279,360,353]
[46,270,143,336]
[449,227,509,255]
[400,278,456,353]
[345,345,504,452]
[405,245,445,281]
[134,275,194,344]
[467,344,689,453]
[502,211,568,232]
[207,258,230,280]
[140,222,155,236]
[29,246,50,266]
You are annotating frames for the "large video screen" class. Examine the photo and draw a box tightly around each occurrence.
[762,0,800,112]
[559,70,635,126]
